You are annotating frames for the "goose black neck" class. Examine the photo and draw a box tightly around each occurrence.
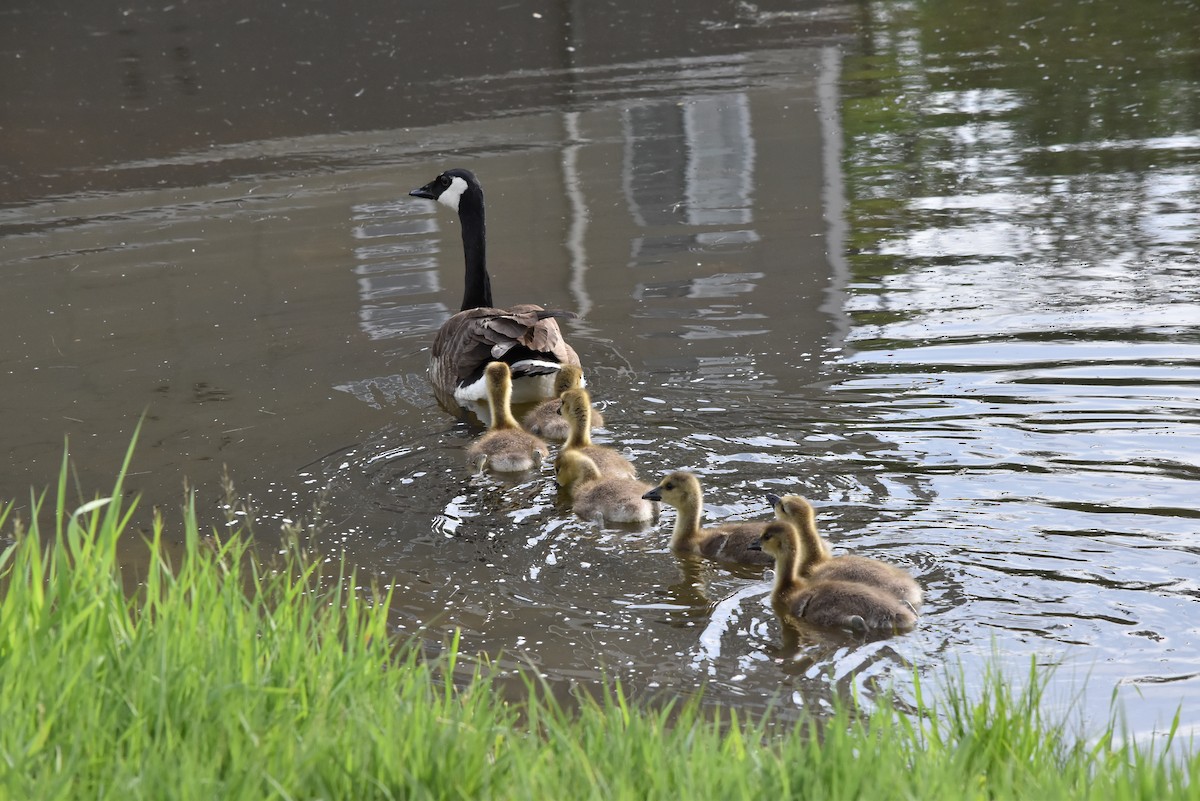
[457,187,493,310]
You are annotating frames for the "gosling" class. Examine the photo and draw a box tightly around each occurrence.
[768,493,922,611]
[556,450,658,524]
[640,471,772,567]
[752,521,917,633]
[522,365,604,441]
[556,387,636,478]
[466,362,550,473]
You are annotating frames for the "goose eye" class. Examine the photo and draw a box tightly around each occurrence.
[664,482,674,490]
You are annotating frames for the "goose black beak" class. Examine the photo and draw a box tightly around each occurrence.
[409,182,438,200]
[765,493,782,509]
[641,486,663,502]
[747,539,763,552]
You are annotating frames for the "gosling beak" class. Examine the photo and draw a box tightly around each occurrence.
[641,486,663,502]
[765,493,782,509]
[747,539,763,552]
[408,181,438,200]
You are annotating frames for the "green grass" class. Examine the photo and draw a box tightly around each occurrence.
[1,440,1197,800]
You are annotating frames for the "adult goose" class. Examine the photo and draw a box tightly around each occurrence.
[409,168,581,408]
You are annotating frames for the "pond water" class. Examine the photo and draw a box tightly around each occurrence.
[3,0,1199,743]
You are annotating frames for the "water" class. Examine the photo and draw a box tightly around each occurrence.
[835,0,1200,742]
[3,0,1199,744]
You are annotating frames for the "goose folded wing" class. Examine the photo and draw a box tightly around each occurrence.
[481,309,573,356]
[440,307,577,386]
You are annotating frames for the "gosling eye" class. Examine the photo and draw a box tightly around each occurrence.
[664,482,675,490]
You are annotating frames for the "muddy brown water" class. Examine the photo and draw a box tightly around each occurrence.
[4,0,1200,742]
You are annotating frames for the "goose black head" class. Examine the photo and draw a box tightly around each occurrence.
[409,168,480,212]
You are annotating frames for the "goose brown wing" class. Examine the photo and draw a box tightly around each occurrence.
[482,306,573,359]
[433,305,580,388]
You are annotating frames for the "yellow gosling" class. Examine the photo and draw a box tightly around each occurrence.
[753,521,917,633]
[555,450,658,524]
[466,362,550,473]
[768,493,922,612]
[641,471,772,567]
[522,365,605,440]
[556,387,635,478]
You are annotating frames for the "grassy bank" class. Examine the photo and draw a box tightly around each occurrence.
[1,446,1196,800]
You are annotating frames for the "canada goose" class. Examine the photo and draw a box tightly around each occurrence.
[555,450,658,524]
[556,387,635,478]
[521,365,605,440]
[752,521,917,633]
[640,471,772,566]
[768,493,922,611]
[466,362,550,473]
[409,168,581,407]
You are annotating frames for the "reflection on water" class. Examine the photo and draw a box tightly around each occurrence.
[624,92,755,228]
[838,0,1200,742]
[350,201,447,341]
[4,0,1200,749]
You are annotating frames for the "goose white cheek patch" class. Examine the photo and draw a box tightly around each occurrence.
[437,176,469,211]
